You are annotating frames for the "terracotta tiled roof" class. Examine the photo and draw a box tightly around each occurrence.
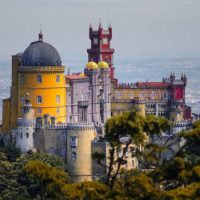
[136,82,170,88]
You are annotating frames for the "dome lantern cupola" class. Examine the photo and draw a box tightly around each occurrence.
[38,31,43,42]
[21,33,61,66]
[98,61,109,69]
[86,61,98,70]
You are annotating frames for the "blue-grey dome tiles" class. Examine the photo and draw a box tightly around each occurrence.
[21,41,62,66]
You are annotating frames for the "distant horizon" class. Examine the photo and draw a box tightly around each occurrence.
[0,0,200,60]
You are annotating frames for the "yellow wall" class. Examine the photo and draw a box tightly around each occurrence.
[114,88,167,101]
[18,71,66,123]
[1,98,11,134]
[134,103,146,117]
[67,127,96,182]
[10,55,21,129]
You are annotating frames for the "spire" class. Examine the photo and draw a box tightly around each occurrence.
[38,31,43,41]
[109,23,112,29]
[89,23,92,29]
[99,18,102,29]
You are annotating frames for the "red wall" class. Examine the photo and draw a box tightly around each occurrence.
[174,87,184,100]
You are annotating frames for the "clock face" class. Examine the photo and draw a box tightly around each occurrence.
[93,38,98,45]
[102,38,108,44]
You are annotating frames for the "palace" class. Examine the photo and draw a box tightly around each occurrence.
[0,23,192,182]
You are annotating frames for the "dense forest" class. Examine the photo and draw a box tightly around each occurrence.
[1,111,200,200]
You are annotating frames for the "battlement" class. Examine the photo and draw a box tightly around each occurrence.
[17,118,36,127]
[118,74,187,89]
[67,122,95,130]
[118,83,137,89]
[172,120,192,128]
[163,73,187,87]
[36,122,95,131]
[18,65,65,73]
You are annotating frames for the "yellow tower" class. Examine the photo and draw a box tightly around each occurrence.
[17,32,66,123]
[133,100,146,117]
[2,32,67,133]
[67,123,96,182]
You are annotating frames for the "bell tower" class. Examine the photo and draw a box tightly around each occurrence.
[87,22,115,79]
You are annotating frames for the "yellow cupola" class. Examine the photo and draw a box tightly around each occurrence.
[98,61,109,69]
[79,72,85,77]
[86,61,98,70]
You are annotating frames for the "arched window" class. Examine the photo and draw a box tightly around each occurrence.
[72,152,77,160]
[56,75,60,83]
[56,95,60,103]
[37,75,42,83]
[37,96,42,104]
[26,133,29,138]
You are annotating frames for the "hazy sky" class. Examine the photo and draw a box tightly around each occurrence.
[0,0,200,62]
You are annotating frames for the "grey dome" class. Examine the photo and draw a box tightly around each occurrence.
[21,34,61,66]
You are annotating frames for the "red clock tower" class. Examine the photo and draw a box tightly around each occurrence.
[87,23,115,79]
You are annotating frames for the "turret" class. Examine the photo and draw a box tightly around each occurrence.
[87,22,115,79]
[15,93,36,152]
[84,62,100,123]
[98,61,111,122]
[181,74,187,86]
[108,23,112,39]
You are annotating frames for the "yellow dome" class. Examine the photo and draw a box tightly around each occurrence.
[86,61,98,70]
[98,61,109,69]
[79,72,85,77]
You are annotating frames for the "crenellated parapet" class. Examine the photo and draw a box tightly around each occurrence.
[17,118,36,127]
[18,65,65,73]
[173,120,192,128]
[67,122,95,131]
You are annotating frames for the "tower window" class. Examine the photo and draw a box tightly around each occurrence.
[20,74,25,84]
[20,95,25,104]
[56,75,60,83]
[72,152,77,160]
[93,38,98,45]
[37,96,42,104]
[26,133,29,138]
[37,108,42,114]
[70,136,77,147]
[102,38,108,44]
[61,133,66,141]
[37,75,42,83]
[61,148,66,156]
[56,95,60,103]
[56,107,60,113]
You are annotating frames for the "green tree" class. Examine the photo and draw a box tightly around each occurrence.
[24,160,68,200]
[104,111,146,188]
[0,144,21,162]
[0,152,28,200]
[137,115,171,169]
[63,181,109,200]
[111,173,163,200]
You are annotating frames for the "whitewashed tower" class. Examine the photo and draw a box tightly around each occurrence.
[15,93,35,152]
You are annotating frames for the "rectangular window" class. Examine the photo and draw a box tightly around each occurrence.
[102,38,108,44]
[70,136,77,147]
[20,95,25,104]
[37,96,42,104]
[93,38,98,45]
[72,151,77,160]
[56,95,60,103]
[37,75,42,83]
[37,108,42,114]
[20,74,25,84]
[56,75,60,83]
[56,107,60,113]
